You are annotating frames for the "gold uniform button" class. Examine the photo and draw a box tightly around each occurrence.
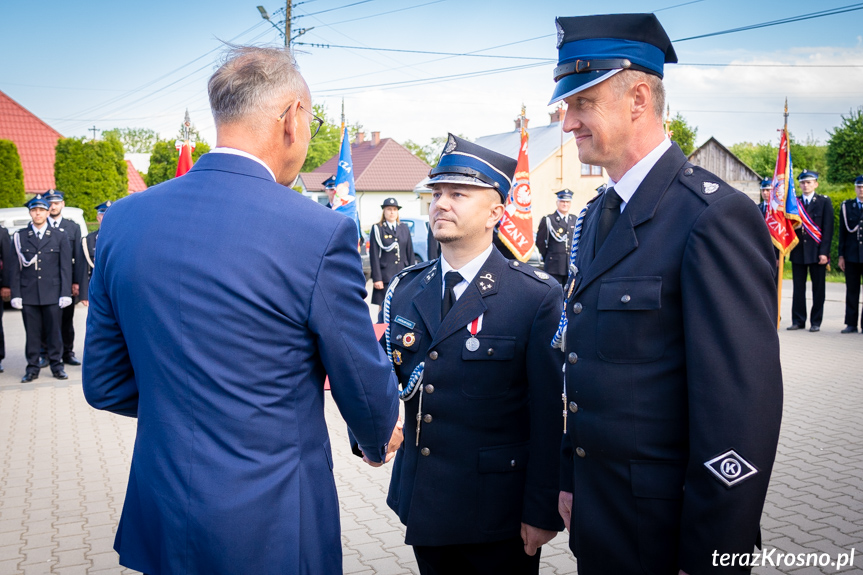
[429,351,439,360]
[424,384,434,394]
[421,447,430,456]
[569,402,578,413]
[568,352,578,364]
[576,447,586,458]
[422,414,432,423]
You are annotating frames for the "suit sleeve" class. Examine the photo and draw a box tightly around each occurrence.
[838,202,848,256]
[0,228,11,289]
[82,226,138,417]
[369,224,383,283]
[59,231,72,299]
[522,282,566,532]
[403,225,415,267]
[71,223,82,286]
[678,193,783,574]
[309,217,399,463]
[536,216,549,258]
[819,196,834,258]
[9,233,20,299]
[77,237,90,301]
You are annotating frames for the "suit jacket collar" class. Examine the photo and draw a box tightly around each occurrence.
[574,144,687,296]
[189,152,282,184]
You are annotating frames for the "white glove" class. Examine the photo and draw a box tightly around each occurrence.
[11,298,22,310]
[59,297,72,309]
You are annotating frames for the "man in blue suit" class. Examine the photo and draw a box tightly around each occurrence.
[83,46,401,575]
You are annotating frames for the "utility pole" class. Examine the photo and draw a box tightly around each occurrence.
[257,4,313,50]
[285,0,291,49]
[89,126,99,141]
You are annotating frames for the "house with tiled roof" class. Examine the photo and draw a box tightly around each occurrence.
[0,89,147,197]
[297,131,431,229]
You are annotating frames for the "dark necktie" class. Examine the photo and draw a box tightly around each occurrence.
[442,271,463,319]
[595,187,622,255]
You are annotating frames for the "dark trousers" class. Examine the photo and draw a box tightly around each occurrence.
[844,261,863,328]
[61,302,75,357]
[413,537,541,575]
[0,302,5,361]
[22,304,62,374]
[791,262,827,327]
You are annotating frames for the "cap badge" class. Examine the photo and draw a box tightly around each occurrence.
[704,449,758,488]
[444,134,457,154]
[556,20,565,49]
[402,332,416,348]
[703,182,719,195]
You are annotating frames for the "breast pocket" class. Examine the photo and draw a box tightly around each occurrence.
[390,323,424,357]
[596,277,664,363]
[461,335,516,398]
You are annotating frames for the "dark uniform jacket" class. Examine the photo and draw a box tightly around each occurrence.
[78,230,98,301]
[370,221,414,284]
[789,193,833,264]
[536,211,575,276]
[52,217,82,288]
[0,226,12,291]
[838,198,863,263]
[561,145,783,575]
[385,247,565,546]
[10,224,72,305]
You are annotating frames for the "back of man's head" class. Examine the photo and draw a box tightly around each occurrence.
[208,46,307,131]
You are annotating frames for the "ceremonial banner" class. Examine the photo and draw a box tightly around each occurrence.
[175,141,194,177]
[333,126,361,238]
[766,127,801,255]
[497,120,535,262]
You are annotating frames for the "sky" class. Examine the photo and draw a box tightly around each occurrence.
[1,0,861,166]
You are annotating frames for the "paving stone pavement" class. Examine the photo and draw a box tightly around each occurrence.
[0,279,861,574]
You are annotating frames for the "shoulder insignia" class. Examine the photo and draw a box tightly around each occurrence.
[702,182,719,195]
[535,270,550,280]
[704,449,758,488]
[476,271,496,293]
[509,261,555,284]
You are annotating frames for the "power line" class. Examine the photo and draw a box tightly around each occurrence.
[295,0,377,18]
[312,0,445,27]
[678,62,863,68]
[294,42,554,61]
[653,0,707,13]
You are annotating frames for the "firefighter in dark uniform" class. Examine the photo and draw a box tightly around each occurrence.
[757,178,781,282]
[44,190,83,365]
[0,221,12,373]
[549,15,782,574]
[788,170,834,331]
[369,197,414,306]
[78,200,112,306]
[10,195,72,382]
[536,189,576,285]
[838,175,863,333]
[322,175,336,208]
[378,135,564,574]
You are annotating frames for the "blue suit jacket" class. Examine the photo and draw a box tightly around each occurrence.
[82,152,399,575]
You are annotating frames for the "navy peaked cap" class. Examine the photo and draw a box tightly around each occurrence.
[322,175,336,189]
[760,178,773,189]
[45,189,65,202]
[550,13,677,105]
[27,194,50,210]
[426,134,517,202]
[854,175,863,186]
[381,197,402,209]
[95,200,113,213]
[798,170,819,181]
[556,189,574,200]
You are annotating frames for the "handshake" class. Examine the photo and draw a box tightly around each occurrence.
[361,419,404,468]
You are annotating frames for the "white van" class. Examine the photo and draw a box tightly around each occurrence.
[0,207,89,237]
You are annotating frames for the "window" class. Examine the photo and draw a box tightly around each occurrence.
[581,163,603,176]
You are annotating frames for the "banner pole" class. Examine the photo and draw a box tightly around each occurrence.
[776,255,784,330]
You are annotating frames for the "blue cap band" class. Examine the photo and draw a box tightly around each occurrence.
[558,38,666,77]
[433,152,512,195]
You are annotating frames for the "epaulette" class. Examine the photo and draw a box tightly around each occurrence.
[678,163,735,204]
[397,258,437,283]
[508,260,557,285]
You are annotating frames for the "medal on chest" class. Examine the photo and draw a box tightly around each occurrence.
[465,315,483,351]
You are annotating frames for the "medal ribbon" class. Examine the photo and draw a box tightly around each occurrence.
[468,317,479,336]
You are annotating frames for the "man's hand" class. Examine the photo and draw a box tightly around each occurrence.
[558,491,573,531]
[0,287,10,301]
[81,300,89,307]
[373,281,384,290]
[839,256,846,272]
[819,255,829,265]
[362,419,403,467]
[521,523,557,556]
[72,284,79,297]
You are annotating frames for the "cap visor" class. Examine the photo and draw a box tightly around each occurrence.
[426,174,495,189]
[548,69,621,105]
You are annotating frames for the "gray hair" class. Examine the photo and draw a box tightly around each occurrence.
[608,70,665,120]
[208,45,307,127]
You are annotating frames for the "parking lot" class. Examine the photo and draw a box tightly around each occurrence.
[0,279,861,574]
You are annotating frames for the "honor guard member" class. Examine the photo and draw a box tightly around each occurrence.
[758,178,772,215]
[380,134,564,574]
[788,170,834,331]
[78,200,112,306]
[549,14,782,574]
[536,189,576,284]
[838,176,863,333]
[10,195,73,382]
[44,190,83,364]
[0,219,12,373]
[322,174,336,208]
[369,197,414,306]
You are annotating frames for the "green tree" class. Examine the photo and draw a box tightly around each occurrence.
[301,104,342,172]
[102,127,158,153]
[668,113,697,156]
[826,107,863,184]
[54,137,128,221]
[404,135,463,167]
[730,135,827,180]
[0,140,26,208]
[145,139,210,187]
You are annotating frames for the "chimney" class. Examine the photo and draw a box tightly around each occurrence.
[514,116,530,132]
[549,107,564,124]
[371,131,381,147]
[355,131,365,145]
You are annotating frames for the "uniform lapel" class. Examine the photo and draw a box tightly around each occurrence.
[575,145,687,296]
[27,225,41,249]
[413,263,442,338]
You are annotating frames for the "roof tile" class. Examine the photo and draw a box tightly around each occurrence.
[0,90,63,193]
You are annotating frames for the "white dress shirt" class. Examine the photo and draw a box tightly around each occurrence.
[32,222,48,239]
[802,192,815,205]
[210,147,276,182]
[440,243,494,300]
[608,137,672,213]
[49,215,62,228]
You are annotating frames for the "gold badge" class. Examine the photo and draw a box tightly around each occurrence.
[403,332,416,347]
[393,350,403,365]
